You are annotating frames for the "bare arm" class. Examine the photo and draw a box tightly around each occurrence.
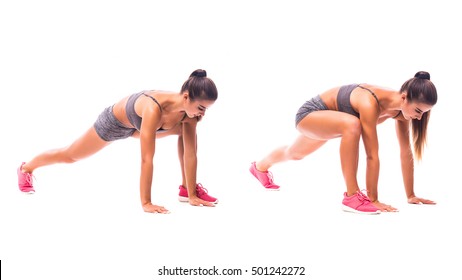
[358,97,397,211]
[138,104,169,213]
[395,119,415,198]
[358,105,380,201]
[181,118,198,199]
[395,119,435,204]
[181,117,214,207]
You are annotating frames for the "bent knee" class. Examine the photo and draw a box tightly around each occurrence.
[343,118,362,137]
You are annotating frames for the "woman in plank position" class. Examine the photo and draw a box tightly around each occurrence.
[18,69,218,214]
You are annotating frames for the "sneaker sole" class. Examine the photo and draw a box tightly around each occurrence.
[341,205,380,215]
[178,197,219,204]
[20,190,35,194]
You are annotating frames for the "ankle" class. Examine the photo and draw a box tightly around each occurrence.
[346,191,356,197]
[255,162,268,172]
[21,164,32,174]
[346,187,361,196]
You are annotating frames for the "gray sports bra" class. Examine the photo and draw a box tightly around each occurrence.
[125,91,163,131]
[335,84,404,119]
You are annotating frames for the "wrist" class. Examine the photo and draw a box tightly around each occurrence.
[141,201,152,206]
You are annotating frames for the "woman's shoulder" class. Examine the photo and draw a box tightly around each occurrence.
[361,84,396,93]
[145,90,177,95]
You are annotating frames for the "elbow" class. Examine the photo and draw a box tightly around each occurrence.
[400,147,414,160]
[183,154,197,162]
[366,156,380,170]
[141,156,154,165]
[400,151,414,164]
[365,153,379,163]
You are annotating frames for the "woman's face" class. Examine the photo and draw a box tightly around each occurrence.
[184,95,215,118]
[401,97,433,120]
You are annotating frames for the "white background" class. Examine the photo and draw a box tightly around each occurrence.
[1,0,461,279]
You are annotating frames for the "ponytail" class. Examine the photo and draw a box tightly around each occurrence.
[400,71,437,160]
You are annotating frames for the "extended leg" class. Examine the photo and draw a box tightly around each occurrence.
[21,127,111,173]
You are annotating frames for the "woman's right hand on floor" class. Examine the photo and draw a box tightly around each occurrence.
[142,203,170,214]
[188,196,215,207]
[372,201,399,212]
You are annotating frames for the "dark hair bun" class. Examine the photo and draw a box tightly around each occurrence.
[415,71,430,80]
[190,69,207,78]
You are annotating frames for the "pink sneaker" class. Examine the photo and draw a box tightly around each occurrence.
[342,191,380,214]
[17,162,35,194]
[178,183,218,204]
[249,162,280,190]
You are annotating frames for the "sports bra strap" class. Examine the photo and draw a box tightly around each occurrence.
[357,85,379,106]
[142,93,163,112]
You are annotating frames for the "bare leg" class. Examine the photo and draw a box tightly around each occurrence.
[338,121,361,196]
[256,135,326,171]
[296,111,362,195]
[177,134,186,186]
[21,127,111,173]
[177,132,198,186]
[257,111,362,195]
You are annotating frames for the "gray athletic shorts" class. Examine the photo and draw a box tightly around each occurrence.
[94,106,137,141]
[295,95,328,126]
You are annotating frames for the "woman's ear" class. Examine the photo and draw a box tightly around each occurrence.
[401,92,407,102]
[182,91,189,100]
